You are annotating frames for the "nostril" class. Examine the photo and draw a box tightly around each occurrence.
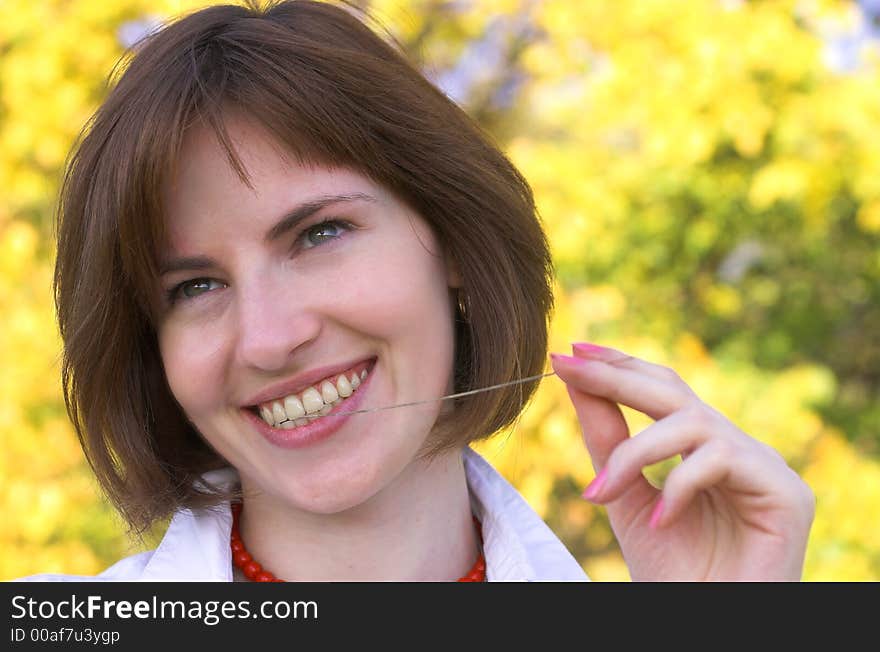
[237,310,324,373]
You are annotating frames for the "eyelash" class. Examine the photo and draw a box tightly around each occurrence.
[165,218,354,305]
[298,217,352,251]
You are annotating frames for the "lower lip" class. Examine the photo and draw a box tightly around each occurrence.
[242,362,375,450]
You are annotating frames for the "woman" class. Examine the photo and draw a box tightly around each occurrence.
[22,0,814,581]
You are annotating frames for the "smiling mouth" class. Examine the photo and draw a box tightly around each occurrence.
[248,361,373,429]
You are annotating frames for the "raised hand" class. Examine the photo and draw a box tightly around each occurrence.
[550,343,815,581]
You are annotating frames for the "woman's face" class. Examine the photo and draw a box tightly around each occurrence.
[157,117,460,514]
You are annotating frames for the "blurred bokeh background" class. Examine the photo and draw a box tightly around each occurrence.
[2,0,879,581]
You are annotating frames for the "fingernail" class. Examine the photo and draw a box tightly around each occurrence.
[582,468,608,501]
[550,353,582,365]
[573,342,607,356]
[649,498,665,529]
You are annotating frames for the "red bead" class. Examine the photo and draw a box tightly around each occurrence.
[242,561,262,579]
[230,503,486,582]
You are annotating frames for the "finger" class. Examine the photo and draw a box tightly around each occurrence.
[550,353,694,421]
[582,407,718,504]
[647,434,796,529]
[658,437,815,525]
[648,440,734,529]
[563,382,629,471]
[565,383,659,521]
[572,342,691,386]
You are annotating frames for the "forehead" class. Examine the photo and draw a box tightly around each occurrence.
[161,118,388,242]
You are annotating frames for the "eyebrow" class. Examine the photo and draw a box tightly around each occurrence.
[159,192,377,276]
[264,192,376,243]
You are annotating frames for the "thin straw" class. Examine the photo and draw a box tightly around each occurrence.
[300,370,558,419]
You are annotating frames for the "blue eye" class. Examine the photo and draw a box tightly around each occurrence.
[168,277,225,303]
[301,219,350,249]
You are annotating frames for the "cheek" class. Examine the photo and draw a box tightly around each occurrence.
[158,321,225,417]
[333,249,455,339]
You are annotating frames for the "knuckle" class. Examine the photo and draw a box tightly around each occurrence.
[707,437,736,461]
[798,480,817,519]
[683,402,718,431]
[778,467,816,522]
[757,440,787,464]
[658,364,680,379]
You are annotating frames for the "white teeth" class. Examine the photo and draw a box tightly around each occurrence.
[256,364,371,428]
[320,380,339,403]
[283,395,305,420]
[336,374,353,397]
[260,406,275,425]
[271,401,287,425]
[301,387,325,414]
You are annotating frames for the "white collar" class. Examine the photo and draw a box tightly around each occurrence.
[131,448,588,582]
[463,448,588,581]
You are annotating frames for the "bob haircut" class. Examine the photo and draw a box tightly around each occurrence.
[55,0,554,534]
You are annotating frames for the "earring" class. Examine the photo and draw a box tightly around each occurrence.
[457,289,470,322]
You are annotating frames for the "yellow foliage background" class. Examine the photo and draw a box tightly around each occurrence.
[2,0,879,581]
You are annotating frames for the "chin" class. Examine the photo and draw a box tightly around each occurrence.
[285,482,386,516]
[291,492,373,516]
[241,412,433,516]
[271,458,394,516]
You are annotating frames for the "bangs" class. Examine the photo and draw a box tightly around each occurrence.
[106,2,424,322]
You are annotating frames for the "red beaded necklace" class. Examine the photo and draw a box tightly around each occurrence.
[230,501,486,582]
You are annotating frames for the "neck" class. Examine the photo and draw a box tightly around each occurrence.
[235,448,479,581]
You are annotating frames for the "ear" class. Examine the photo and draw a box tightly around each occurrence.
[445,251,462,289]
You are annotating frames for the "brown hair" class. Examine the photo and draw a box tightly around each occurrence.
[55,0,554,534]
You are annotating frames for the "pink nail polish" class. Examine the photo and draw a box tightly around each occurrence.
[550,353,582,365]
[649,498,664,529]
[582,468,608,501]
[573,342,607,355]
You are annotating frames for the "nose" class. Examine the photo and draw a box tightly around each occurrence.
[234,275,322,372]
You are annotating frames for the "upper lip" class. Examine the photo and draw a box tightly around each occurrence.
[242,357,375,407]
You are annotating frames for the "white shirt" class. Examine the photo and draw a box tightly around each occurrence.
[18,448,589,582]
